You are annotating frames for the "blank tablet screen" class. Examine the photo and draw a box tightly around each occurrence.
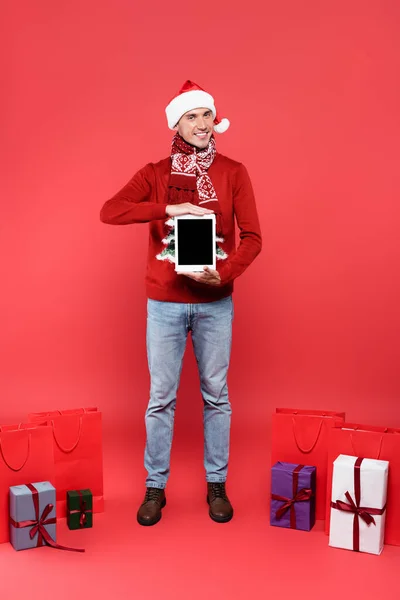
[176,218,214,265]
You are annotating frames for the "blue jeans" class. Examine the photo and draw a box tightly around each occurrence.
[144,296,234,489]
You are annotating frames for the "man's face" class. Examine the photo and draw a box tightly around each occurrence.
[175,108,214,149]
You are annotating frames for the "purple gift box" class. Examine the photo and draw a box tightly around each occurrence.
[9,482,56,551]
[270,462,316,531]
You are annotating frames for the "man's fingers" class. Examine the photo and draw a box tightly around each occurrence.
[178,271,220,286]
[167,203,214,217]
[179,272,207,281]
[189,207,213,215]
[186,203,213,215]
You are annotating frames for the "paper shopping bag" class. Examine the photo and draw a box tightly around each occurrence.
[0,423,55,543]
[325,422,400,546]
[28,408,104,517]
[271,408,345,520]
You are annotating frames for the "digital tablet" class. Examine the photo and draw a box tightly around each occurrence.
[174,214,216,272]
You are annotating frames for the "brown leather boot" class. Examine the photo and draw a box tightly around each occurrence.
[207,483,233,523]
[137,487,166,526]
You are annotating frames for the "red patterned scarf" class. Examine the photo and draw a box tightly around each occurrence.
[168,134,223,234]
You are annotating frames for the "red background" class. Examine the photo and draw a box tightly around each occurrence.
[1,1,400,597]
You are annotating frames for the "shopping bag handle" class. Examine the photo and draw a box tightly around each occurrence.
[350,432,384,460]
[50,416,83,453]
[292,417,324,454]
[0,424,24,432]
[30,408,95,419]
[0,433,31,472]
[55,408,94,415]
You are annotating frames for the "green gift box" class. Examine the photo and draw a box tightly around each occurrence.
[67,490,93,530]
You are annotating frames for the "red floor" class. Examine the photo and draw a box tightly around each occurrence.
[1,426,399,599]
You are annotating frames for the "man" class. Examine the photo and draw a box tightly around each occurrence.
[100,80,262,526]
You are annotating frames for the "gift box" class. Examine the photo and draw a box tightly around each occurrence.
[67,489,93,530]
[9,482,57,551]
[329,455,388,555]
[9,482,85,552]
[270,462,316,531]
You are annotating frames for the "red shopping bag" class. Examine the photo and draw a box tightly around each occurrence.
[0,423,55,543]
[28,408,104,517]
[325,422,400,546]
[271,408,345,520]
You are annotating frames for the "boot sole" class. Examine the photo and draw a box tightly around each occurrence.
[137,497,166,526]
[206,496,233,523]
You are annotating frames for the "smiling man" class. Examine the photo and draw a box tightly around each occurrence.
[100,80,262,526]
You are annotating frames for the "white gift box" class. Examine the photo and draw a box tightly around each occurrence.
[329,454,388,555]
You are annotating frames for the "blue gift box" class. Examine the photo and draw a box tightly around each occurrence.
[9,482,56,551]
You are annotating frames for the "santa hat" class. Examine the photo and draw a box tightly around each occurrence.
[165,80,230,134]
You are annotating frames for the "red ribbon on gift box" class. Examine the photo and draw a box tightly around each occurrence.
[331,457,387,552]
[10,483,84,553]
[271,464,313,528]
[68,490,92,528]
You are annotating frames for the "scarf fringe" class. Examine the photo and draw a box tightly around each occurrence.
[167,187,196,205]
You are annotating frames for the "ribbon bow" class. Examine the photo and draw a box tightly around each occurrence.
[332,491,378,526]
[79,500,87,528]
[10,483,84,553]
[273,488,313,521]
[28,502,56,544]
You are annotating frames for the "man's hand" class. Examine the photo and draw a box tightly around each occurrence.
[179,266,221,286]
[166,203,214,217]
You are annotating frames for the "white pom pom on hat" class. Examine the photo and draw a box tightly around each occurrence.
[214,117,230,134]
[165,80,230,134]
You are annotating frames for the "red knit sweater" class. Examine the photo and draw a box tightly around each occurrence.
[100,152,262,303]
